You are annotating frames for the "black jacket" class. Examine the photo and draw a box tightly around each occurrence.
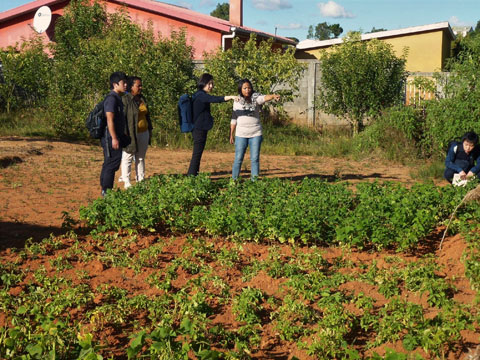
[192,90,225,131]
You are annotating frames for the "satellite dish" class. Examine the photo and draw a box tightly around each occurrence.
[32,6,52,34]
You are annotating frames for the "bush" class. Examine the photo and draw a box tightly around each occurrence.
[0,37,51,113]
[354,105,426,161]
[47,0,195,139]
[80,175,474,250]
[201,35,306,146]
[422,33,480,155]
[316,33,407,135]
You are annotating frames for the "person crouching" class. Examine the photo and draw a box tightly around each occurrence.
[444,131,480,184]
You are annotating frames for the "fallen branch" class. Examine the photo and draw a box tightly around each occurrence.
[440,185,480,250]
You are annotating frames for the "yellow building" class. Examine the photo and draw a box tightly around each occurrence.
[296,21,455,73]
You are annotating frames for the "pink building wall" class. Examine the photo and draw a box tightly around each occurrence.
[105,2,224,59]
[0,1,68,49]
[0,0,236,59]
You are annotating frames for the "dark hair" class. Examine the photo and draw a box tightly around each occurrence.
[109,71,127,89]
[197,73,214,90]
[462,131,479,145]
[127,76,142,92]
[237,78,254,98]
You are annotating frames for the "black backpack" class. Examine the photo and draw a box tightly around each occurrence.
[86,95,111,139]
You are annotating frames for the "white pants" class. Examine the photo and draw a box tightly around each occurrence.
[119,130,149,188]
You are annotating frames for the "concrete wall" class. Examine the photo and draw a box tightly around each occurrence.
[194,58,350,128]
[282,59,346,128]
[197,59,446,128]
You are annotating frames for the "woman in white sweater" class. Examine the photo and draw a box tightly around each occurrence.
[230,79,280,180]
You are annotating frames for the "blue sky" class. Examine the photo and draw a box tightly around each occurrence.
[1,0,479,40]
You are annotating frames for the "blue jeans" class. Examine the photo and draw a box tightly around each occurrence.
[232,135,263,179]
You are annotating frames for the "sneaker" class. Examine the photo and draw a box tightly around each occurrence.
[101,189,106,197]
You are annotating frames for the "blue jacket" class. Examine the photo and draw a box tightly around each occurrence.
[445,141,480,174]
[192,90,225,131]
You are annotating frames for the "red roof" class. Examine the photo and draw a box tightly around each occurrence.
[0,0,65,23]
[0,0,296,45]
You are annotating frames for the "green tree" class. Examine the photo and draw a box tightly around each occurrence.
[307,22,343,40]
[46,0,195,139]
[316,33,407,134]
[423,32,480,154]
[53,0,107,58]
[210,3,229,21]
[202,34,305,142]
[0,37,51,113]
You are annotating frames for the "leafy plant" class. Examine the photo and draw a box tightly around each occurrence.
[316,33,407,134]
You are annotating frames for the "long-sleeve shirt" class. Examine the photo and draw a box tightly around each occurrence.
[445,141,480,174]
[231,93,266,138]
[192,90,225,131]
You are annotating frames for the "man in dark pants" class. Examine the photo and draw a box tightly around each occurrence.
[100,71,128,196]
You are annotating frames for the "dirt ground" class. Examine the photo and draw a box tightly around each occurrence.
[0,136,418,249]
[1,137,479,359]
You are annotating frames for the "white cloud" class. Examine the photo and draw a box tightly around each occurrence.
[275,23,303,30]
[318,1,354,19]
[449,16,469,27]
[252,0,292,11]
[176,1,192,10]
[199,0,215,7]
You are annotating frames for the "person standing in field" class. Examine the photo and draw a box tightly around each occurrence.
[100,71,130,196]
[119,76,153,189]
[187,73,237,176]
[230,78,280,180]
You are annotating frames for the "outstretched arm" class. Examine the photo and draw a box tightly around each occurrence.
[264,94,280,102]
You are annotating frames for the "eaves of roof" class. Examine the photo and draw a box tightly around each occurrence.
[297,21,455,50]
[0,0,296,45]
[0,0,66,23]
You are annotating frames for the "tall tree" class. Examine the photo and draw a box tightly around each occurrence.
[329,24,343,38]
[316,33,407,134]
[210,2,229,21]
[307,22,343,40]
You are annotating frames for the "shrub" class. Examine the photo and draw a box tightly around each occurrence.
[423,33,480,155]
[47,0,195,139]
[354,105,426,160]
[201,35,305,147]
[316,33,407,135]
[0,37,51,113]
